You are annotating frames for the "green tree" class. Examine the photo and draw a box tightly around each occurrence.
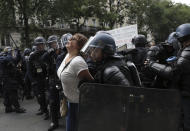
[54,0,94,31]
[127,0,190,42]
[146,1,190,42]
[95,0,127,29]
[0,0,16,31]
[15,0,52,47]
[0,0,16,46]
[126,0,153,34]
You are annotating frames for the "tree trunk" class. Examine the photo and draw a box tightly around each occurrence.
[23,0,30,47]
[24,15,29,47]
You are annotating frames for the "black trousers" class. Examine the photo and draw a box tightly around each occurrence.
[3,88,20,109]
[49,86,60,124]
[33,81,48,113]
[0,79,3,97]
[182,96,190,131]
[24,73,32,97]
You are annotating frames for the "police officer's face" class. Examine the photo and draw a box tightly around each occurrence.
[50,42,58,49]
[37,43,45,51]
[90,47,103,62]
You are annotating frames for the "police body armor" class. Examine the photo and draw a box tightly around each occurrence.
[29,50,47,83]
[145,45,174,88]
[94,57,142,87]
[41,50,59,88]
[1,53,21,89]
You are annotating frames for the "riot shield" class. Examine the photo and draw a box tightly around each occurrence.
[78,83,181,131]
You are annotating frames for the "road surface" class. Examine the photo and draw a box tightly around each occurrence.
[0,98,65,131]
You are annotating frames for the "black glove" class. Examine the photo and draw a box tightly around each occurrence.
[31,81,38,87]
[144,59,155,68]
[48,48,55,55]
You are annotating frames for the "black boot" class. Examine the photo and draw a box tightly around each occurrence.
[15,107,26,113]
[48,123,59,131]
[44,112,49,120]
[5,107,14,113]
[26,95,34,100]
[36,109,44,115]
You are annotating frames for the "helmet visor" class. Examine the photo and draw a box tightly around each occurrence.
[81,36,103,62]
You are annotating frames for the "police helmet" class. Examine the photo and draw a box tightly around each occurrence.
[165,32,180,49]
[166,32,177,45]
[34,36,46,46]
[47,35,58,45]
[96,31,111,35]
[60,33,72,48]
[175,23,190,43]
[132,34,147,47]
[32,46,37,52]
[23,48,31,56]
[89,32,116,56]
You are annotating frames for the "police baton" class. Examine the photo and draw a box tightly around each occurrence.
[9,34,18,49]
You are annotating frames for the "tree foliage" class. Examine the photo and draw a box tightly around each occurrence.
[1,0,190,47]
[127,0,190,42]
[0,0,16,32]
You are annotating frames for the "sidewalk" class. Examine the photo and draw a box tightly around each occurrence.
[0,98,65,131]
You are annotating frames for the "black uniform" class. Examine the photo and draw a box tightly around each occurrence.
[147,45,190,130]
[147,23,190,131]
[28,50,48,115]
[0,50,25,113]
[145,44,174,88]
[21,54,33,99]
[41,49,60,126]
[130,34,148,72]
[123,47,147,86]
[56,48,67,71]
[84,32,136,86]
[94,57,131,86]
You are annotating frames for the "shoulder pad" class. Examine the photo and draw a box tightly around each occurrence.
[30,51,35,56]
[148,46,160,51]
[183,46,190,51]
[180,47,190,60]
[104,66,120,75]
[29,52,36,60]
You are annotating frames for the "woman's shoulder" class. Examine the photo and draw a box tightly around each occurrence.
[70,56,87,70]
[72,55,85,63]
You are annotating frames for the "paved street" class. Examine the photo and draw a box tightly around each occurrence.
[0,98,65,131]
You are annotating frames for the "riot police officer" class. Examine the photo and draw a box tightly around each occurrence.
[28,36,49,119]
[56,33,72,70]
[146,23,190,131]
[0,46,26,113]
[82,32,133,86]
[124,34,148,87]
[21,48,33,99]
[41,35,61,131]
[145,32,180,88]
[130,34,148,69]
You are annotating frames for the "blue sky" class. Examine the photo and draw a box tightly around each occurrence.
[172,0,190,5]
